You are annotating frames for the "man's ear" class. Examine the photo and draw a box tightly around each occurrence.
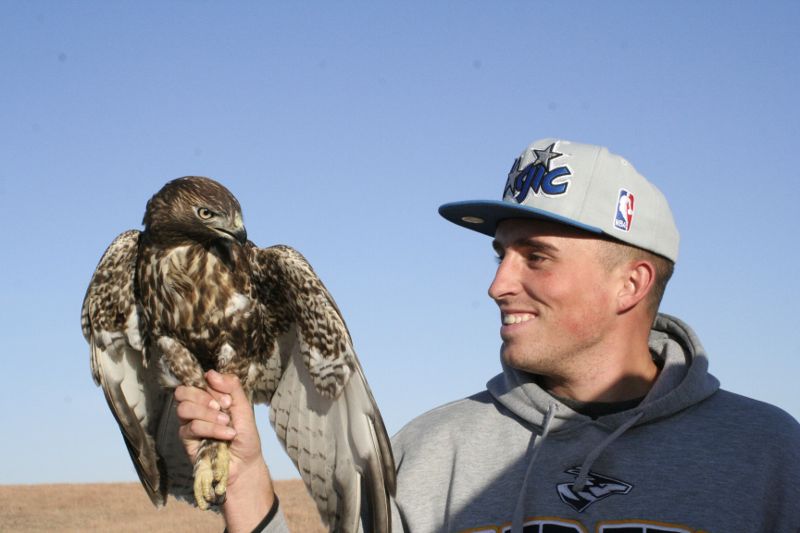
[617,260,656,314]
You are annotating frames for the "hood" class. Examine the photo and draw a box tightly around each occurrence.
[497,313,720,533]
[487,313,720,432]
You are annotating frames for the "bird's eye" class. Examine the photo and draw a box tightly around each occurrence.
[197,207,214,220]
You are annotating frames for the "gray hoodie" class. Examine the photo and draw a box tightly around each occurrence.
[387,314,800,532]
[257,314,800,532]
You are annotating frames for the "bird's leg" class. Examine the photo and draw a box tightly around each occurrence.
[193,439,230,510]
[157,336,231,510]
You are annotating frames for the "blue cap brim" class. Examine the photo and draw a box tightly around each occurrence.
[438,200,604,237]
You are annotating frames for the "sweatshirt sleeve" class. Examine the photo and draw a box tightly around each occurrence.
[255,510,289,533]
[228,496,289,533]
[244,493,405,533]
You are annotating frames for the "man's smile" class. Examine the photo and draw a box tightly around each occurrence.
[502,313,535,325]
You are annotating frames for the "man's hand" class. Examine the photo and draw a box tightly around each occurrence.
[175,370,276,533]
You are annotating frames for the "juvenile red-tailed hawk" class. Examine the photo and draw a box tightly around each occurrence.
[81,176,395,532]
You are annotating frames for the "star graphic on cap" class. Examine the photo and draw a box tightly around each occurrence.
[531,143,563,170]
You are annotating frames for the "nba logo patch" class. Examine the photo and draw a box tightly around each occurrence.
[614,189,634,232]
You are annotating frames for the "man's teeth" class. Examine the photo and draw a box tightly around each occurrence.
[503,314,533,325]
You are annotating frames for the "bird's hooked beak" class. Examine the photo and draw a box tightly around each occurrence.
[213,212,247,245]
[230,225,247,245]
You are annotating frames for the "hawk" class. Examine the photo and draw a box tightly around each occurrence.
[81,176,396,532]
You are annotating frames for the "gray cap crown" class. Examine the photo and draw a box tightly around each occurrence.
[438,139,680,262]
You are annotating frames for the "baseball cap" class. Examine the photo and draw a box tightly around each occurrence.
[438,138,679,262]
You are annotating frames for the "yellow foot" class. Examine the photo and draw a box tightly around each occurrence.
[193,440,230,510]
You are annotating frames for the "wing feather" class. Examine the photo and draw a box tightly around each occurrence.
[251,245,396,533]
[81,230,169,505]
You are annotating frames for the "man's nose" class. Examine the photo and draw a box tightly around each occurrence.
[488,255,519,301]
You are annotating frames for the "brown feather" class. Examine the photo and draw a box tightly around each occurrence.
[83,176,396,531]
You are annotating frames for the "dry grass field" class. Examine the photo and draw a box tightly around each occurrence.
[0,479,325,533]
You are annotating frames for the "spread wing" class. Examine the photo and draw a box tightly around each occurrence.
[249,245,396,533]
[81,230,192,506]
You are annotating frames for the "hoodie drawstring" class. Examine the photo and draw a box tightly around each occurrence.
[511,407,645,531]
[511,402,557,533]
[573,410,644,492]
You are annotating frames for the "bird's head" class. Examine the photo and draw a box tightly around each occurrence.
[142,176,248,246]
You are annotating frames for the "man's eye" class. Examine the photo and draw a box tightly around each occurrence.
[528,254,545,263]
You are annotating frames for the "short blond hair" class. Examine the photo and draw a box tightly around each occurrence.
[598,238,675,317]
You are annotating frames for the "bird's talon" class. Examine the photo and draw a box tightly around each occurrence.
[213,441,230,496]
[193,440,230,509]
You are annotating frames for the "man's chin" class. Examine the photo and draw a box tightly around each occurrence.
[501,346,529,372]
[501,344,549,375]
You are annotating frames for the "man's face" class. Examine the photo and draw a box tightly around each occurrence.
[489,218,622,377]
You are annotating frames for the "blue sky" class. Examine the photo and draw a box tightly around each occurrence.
[2,1,799,484]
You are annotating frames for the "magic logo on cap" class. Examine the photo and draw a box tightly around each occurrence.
[614,188,635,232]
[503,142,572,203]
[439,138,680,262]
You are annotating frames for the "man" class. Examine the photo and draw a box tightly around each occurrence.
[176,139,800,532]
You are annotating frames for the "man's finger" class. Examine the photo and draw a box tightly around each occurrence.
[179,419,237,441]
[176,398,231,426]
[205,370,248,408]
[175,385,216,407]
[175,384,224,411]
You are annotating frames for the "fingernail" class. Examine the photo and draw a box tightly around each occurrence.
[224,427,236,438]
[220,394,232,409]
[207,370,220,380]
[217,412,230,425]
[209,399,221,411]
